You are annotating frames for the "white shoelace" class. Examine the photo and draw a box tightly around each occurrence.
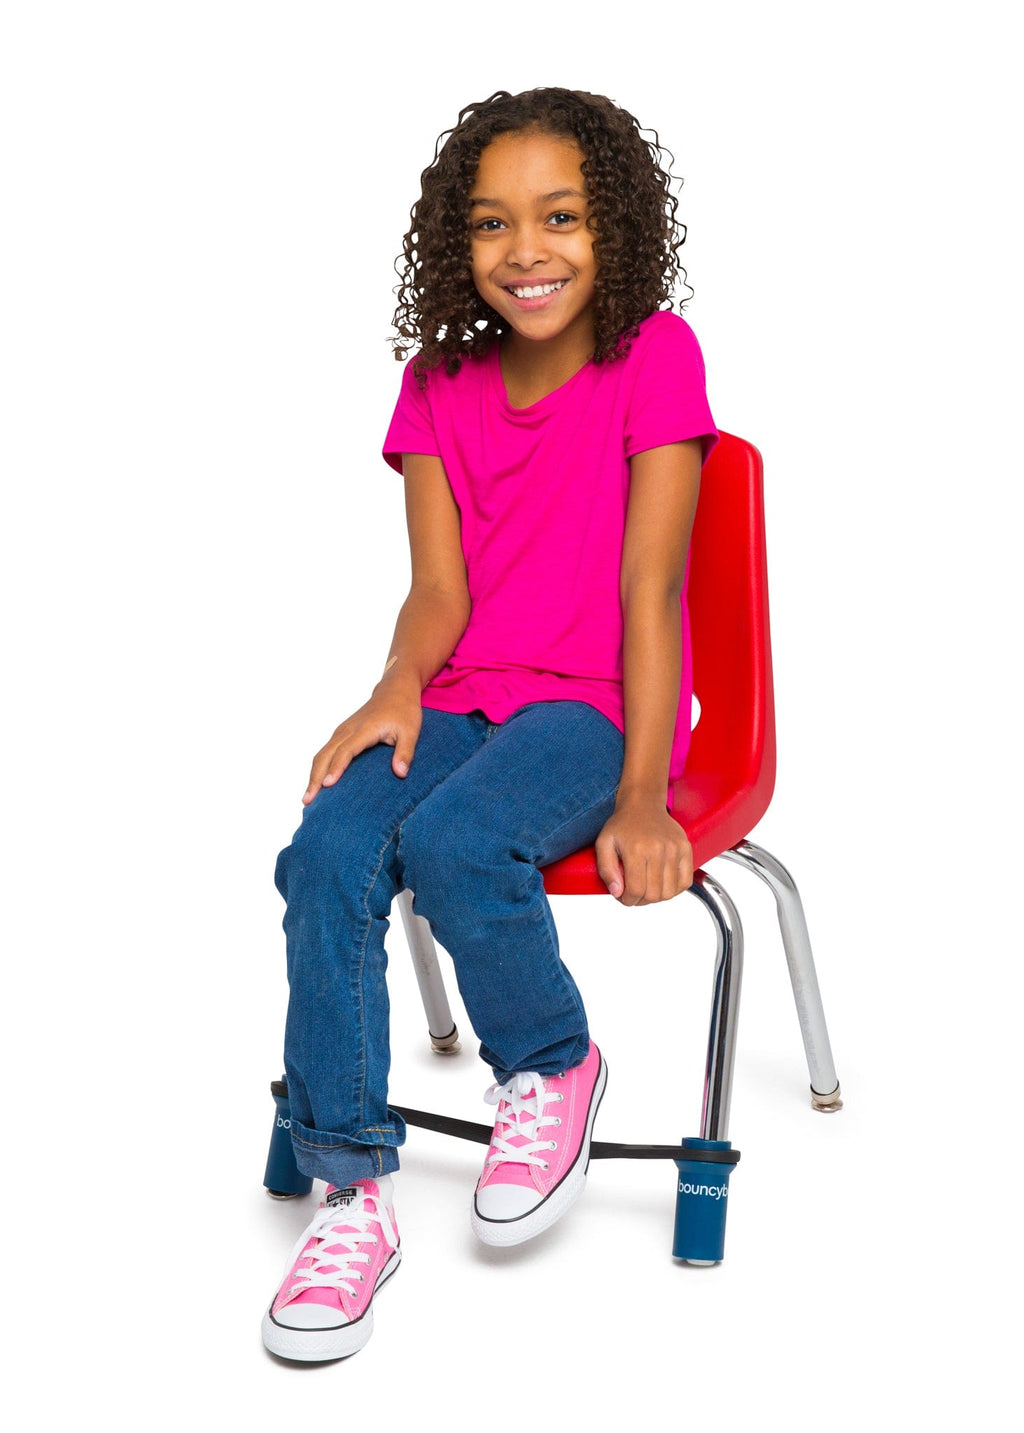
[282,1195,398,1303]
[483,1071,564,1171]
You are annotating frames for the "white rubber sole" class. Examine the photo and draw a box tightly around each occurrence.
[261,1248,401,1362]
[470,1056,607,1248]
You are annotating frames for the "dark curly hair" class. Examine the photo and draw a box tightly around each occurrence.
[391,88,690,377]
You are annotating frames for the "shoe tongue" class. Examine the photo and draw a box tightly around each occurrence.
[324,1182,378,1210]
[501,1108,537,1148]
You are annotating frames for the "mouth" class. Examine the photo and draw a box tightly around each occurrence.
[502,278,569,308]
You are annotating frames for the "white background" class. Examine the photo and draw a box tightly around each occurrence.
[2,1,1019,1426]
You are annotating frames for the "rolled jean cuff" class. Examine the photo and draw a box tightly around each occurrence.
[486,1032,592,1086]
[289,1113,405,1187]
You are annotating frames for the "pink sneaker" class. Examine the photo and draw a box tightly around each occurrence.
[471,1042,607,1247]
[262,1177,400,1361]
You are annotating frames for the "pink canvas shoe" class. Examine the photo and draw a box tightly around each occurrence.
[471,1042,607,1247]
[262,1177,400,1361]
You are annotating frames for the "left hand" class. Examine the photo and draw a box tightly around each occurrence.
[595,797,694,905]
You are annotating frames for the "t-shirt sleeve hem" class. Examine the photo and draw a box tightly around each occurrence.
[381,354,440,472]
[624,426,719,465]
[382,442,441,475]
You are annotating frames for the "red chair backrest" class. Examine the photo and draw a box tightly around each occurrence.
[674,431,777,866]
[542,430,778,893]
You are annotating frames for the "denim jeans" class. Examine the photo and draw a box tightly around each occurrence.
[274,700,625,1188]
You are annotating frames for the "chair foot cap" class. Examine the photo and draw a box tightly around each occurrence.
[430,1026,461,1055]
[811,1082,843,1112]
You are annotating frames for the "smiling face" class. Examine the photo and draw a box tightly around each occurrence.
[469,128,597,361]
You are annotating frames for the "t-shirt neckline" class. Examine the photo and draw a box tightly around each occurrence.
[488,342,593,418]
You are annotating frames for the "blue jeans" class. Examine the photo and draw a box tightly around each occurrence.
[274,700,625,1188]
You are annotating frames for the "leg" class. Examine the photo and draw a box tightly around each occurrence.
[395,887,461,1053]
[718,839,842,1108]
[688,869,744,1141]
[274,709,489,1186]
[396,700,625,1080]
[397,700,624,1245]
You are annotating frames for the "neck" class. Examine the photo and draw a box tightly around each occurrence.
[500,323,595,407]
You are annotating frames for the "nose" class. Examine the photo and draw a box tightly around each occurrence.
[504,223,551,270]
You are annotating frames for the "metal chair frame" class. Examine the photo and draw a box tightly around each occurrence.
[397,835,841,1156]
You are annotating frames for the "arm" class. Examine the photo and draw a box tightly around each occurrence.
[595,438,702,902]
[304,453,470,802]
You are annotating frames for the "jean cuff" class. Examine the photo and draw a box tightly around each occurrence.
[289,1114,405,1187]
[487,1033,592,1085]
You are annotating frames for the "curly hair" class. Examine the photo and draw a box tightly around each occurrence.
[391,88,690,377]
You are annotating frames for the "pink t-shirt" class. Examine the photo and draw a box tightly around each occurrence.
[382,310,718,808]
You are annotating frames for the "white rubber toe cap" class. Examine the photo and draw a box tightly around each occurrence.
[272,1303,347,1331]
[474,1183,542,1221]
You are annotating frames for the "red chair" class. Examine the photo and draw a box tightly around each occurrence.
[392,431,842,1255]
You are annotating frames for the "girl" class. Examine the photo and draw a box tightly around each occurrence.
[263,87,718,1362]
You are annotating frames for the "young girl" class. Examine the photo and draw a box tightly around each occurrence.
[263,87,718,1362]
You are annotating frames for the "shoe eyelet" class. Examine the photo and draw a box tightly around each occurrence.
[549,1141,557,1149]
[553,1117,562,1126]
[542,1162,550,1170]
[556,1093,564,1102]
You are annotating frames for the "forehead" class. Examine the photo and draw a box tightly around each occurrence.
[471,129,588,203]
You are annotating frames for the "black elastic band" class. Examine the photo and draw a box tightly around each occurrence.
[269,1083,740,1164]
[391,1105,741,1164]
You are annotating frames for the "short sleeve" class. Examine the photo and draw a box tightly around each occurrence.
[623,313,719,465]
[382,358,441,473]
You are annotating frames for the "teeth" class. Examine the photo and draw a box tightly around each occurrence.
[509,280,567,299]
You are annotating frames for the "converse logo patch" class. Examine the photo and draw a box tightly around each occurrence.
[325,1186,360,1209]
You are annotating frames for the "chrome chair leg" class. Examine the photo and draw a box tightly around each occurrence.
[395,887,461,1054]
[688,869,744,1142]
[718,840,842,1109]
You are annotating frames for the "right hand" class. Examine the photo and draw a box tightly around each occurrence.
[304,682,423,804]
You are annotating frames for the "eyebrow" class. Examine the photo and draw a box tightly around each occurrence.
[468,188,587,208]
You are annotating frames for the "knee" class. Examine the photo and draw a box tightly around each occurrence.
[275,782,379,907]
[275,790,332,894]
[399,798,523,904]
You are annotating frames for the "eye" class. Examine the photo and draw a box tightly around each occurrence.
[547,211,577,227]
[473,217,506,233]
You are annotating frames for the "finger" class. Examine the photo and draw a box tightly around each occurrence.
[321,753,353,787]
[670,835,693,895]
[645,843,690,901]
[311,735,363,797]
[621,857,649,907]
[392,732,419,778]
[676,827,694,894]
[651,849,689,901]
[327,728,378,785]
[595,834,625,898]
[304,749,335,803]
[305,762,345,804]
[630,852,662,905]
